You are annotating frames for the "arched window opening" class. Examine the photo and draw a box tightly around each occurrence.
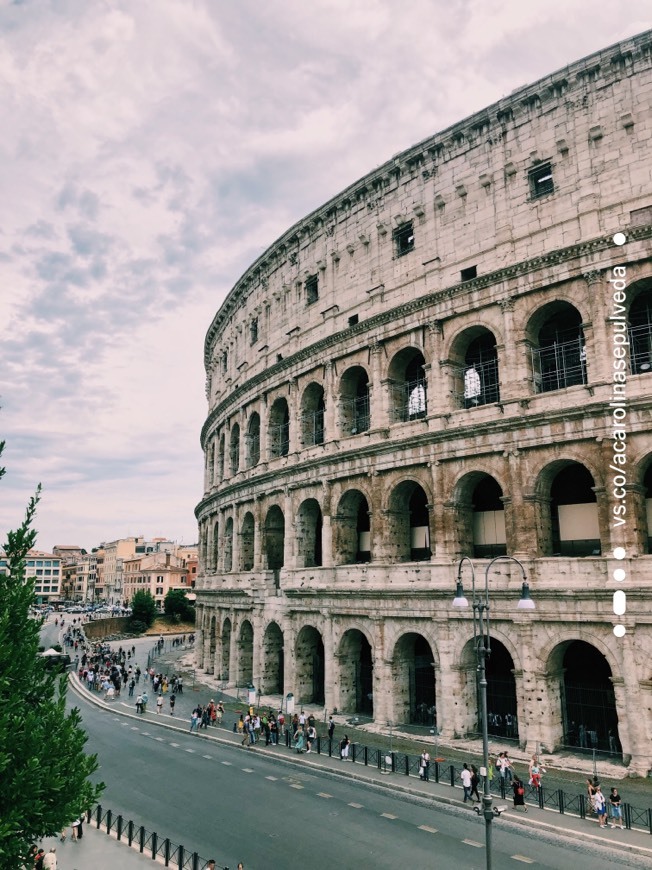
[340,367,370,435]
[224,517,234,572]
[551,464,599,556]
[558,641,619,755]
[409,488,431,561]
[269,399,290,457]
[389,350,427,422]
[531,306,586,392]
[300,383,325,447]
[644,464,652,554]
[246,413,260,467]
[392,634,436,726]
[218,434,225,482]
[229,424,240,476]
[264,506,285,571]
[297,498,323,568]
[455,333,500,408]
[240,512,255,571]
[472,477,506,558]
[338,630,374,715]
[628,290,652,374]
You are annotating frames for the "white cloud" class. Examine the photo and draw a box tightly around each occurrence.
[0,0,649,551]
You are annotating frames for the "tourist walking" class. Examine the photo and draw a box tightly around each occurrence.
[339,734,350,760]
[156,693,163,714]
[594,786,610,828]
[169,692,176,715]
[460,763,472,802]
[470,765,481,802]
[419,749,430,782]
[512,776,528,812]
[609,787,624,829]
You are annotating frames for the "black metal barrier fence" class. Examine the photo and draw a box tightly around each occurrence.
[89,805,211,870]
[276,731,652,834]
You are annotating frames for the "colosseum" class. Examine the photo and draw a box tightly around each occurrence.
[195,30,652,774]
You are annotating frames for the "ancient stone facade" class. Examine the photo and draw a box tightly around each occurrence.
[195,31,652,774]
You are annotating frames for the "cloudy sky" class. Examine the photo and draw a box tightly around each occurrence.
[0,0,649,554]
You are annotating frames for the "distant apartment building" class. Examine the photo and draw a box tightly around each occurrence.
[0,550,63,605]
[123,547,198,610]
[100,536,176,604]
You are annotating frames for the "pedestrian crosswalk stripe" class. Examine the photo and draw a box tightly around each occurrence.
[317,793,333,798]
[418,825,438,834]
[221,761,232,766]
[266,776,278,781]
[511,857,535,864]
[290,784,304,789]
[185,749,195,753]
[202,754,212,759]
[348,803,363,809]
[130,726,139,730]
[154,737,164,741]
[463,839,484,848]
[170,743,179,747]
[243,768,254,773]
[381,813,397,819]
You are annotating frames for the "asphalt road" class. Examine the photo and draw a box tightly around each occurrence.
[71,692,644,870]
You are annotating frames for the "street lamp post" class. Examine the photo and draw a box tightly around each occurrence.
[452,555,535,870]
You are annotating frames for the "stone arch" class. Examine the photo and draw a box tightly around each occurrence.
[218,432,225,481]
[387,346,427,422]
[627,278,652,375]
[642,459,652,554]
[295,625,325,704]
[333,488,371,564]
[229,423,240,475]
[269,397,290,457]
[262,621,284,694]
[339,365,370,435]
[300,381,325,446]
[211,519,219,572]
[240,511,255,571]
[390,632,437,725]
[452,470,507,558]
[336,627,374,715]
[208,614,217,675]
[526,300,587,393]
[535,460,600,556]
[448,325,501,408]
[386,479,431,562]
[207,436,215,486]
[264,504,285,570]
[221,617,232,682]
[224,516,234,571]
[546,639,619,754]
[246,412,261,467]
[237,619,254,686]
[296,497,323,567]
[459,635,519,739]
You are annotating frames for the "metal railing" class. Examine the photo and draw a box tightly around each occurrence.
[90,805,212,869]
[277,729,651,832]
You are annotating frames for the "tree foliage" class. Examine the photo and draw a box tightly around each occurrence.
[130,589,157,628]
[163,588,195,623]
[0,441,104,868]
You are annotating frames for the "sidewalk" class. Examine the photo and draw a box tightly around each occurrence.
[71,662,652,865]
[38,823,159,870]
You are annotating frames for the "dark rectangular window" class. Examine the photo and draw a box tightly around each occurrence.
[250,317,258,345]
[529,163,554,199]
[394,222,414,257]
[305,275,319,305]
[460,266,477,281]
[348,314,359,327]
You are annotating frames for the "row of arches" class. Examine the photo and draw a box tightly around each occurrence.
[206,290,652,484]
[200,459,652,572]
[201,616,620,754]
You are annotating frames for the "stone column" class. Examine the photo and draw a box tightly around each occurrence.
[228,613,238,685]
[195,607,205,669]
[370,342,387,430]
[617,631,650,774]
[253,496,265,571]
[424,321,446,416]
[231,505,241,573]
[283,488,295,569]
[321,481,333,567]
[583,270,610,385]
[322,616,335,716]
[507,452,539,558]
[323,361,336,444]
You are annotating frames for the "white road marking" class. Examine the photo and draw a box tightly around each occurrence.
[463,839,484,848]
[418,825,438,834]
[317,793,333,799]
[154,737,164,742]
[242,768,254,773]
[202,754,212,759]
[221,761,232,766]
[266,776,278,781]
[170,743,180,748]
[290,784,304,790]
[348,803,363,809]
[130,727,139,731]
[381,813,397,819]
[511,857,535,864]
[185,749,195,754]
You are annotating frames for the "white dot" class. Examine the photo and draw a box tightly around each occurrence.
[612,547,626,560]
[613,624,626,638]
[613,590,627,615]
[613,232,627,246]
[613,568,626,582]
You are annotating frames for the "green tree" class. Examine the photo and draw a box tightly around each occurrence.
[130,589,157,628]
[163,588,195,623]
[0,441,104,868]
